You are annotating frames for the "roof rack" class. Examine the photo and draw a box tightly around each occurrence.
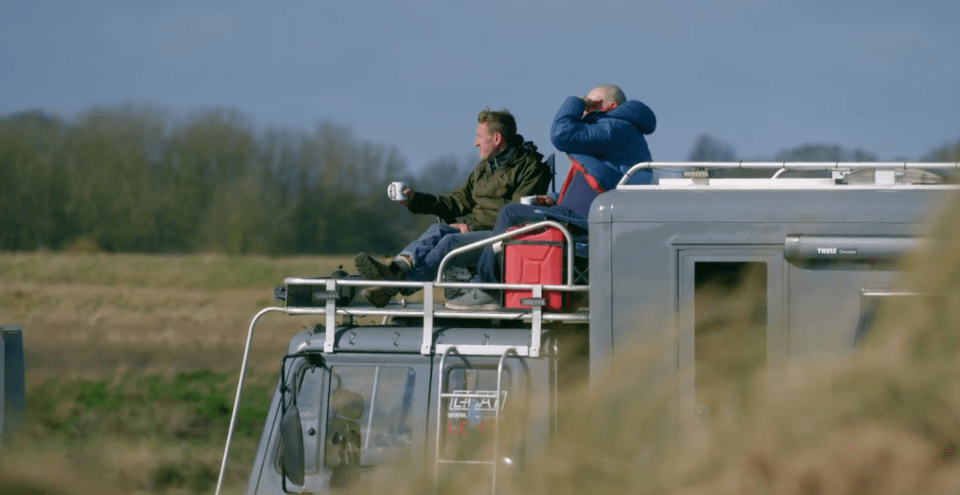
[620,161,960,187]
[284,220,588,357]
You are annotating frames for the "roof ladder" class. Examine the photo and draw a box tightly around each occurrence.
[434,346,518,495]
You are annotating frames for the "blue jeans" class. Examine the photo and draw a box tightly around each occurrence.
[399,223,493,282]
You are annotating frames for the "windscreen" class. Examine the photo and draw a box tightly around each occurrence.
[325,366,417,467]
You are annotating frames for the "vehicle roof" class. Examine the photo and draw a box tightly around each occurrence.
[592,186,958,225]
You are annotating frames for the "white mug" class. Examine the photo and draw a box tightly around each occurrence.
[387,181,408,201]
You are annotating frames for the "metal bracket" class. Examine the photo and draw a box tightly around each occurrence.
[529,285,543,357]
[422,282,434,355]
[324,279,336,353]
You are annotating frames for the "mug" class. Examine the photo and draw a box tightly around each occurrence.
[521,195,552,206]
[387,181,408,201]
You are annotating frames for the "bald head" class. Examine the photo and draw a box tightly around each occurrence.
[584,84,626,114]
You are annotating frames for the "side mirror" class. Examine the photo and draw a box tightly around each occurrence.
[280,404,305,486]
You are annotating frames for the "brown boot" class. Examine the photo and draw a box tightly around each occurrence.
[355,252,403,281]
[361,286,399,308]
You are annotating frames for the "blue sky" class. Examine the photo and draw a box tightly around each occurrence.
[2,0,959,172]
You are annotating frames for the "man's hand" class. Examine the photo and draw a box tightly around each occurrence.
[581,95,602,114]
[521,195,557,207]
[398,187,413,205]
[450,223,469,233]
[532,195,556,207]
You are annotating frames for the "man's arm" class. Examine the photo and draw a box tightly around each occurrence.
[405,162,482,222]
[549,96,615,156]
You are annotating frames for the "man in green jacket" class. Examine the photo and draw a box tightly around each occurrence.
[356,109,552,307]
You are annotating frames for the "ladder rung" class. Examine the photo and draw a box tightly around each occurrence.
[440,391,500,398]
[437,459,496,466]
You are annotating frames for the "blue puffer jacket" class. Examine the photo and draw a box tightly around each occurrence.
[550,95,656,188]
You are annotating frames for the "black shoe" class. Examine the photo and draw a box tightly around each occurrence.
[362,286,399,308]
[355,252,402,281]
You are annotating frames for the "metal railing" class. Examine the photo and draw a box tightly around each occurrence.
[619,161,960,186]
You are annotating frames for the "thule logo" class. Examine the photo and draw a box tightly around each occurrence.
[817,247,837,255]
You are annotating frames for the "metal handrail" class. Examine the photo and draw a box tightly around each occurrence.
[215,307,285,495]
[282,277,589,292]
[618,161,960,186]
[435,346,457,480]
[436,220,579,288]
[492,347,519,495]
[276,304,589,324]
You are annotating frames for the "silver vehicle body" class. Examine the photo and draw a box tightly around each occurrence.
[218,162,959,494]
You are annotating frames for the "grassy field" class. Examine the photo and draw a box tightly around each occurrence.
[3,200,960,495]
[0,252,354,494]
[1,253,355,376]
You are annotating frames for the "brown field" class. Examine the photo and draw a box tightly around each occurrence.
[2,253,353,377]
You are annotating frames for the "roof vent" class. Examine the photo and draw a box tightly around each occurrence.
[840,168,945,185]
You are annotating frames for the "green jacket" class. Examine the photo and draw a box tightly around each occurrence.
[407,137,551,230]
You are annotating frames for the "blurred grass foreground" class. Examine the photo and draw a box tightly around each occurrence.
[3,191,960,493]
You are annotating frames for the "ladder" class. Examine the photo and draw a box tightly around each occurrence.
[434,346,519,495]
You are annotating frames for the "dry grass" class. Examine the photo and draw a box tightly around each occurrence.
[1,252,354,378]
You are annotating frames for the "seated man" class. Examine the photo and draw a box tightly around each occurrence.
[445,84,656,310]
[355,109,552,307]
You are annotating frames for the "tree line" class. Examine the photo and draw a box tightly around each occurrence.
[2,105,958,255]
[0,105,473,255]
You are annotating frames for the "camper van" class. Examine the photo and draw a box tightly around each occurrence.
[215,162,958,495]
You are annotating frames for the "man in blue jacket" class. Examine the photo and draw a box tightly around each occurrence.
[552,84,656,194]
[445,84,656,310]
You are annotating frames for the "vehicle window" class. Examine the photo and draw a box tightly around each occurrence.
[325,366,415,468]
[694,261,767,415]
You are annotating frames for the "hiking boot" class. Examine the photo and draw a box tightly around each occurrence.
[355,252,404,281]
[362,286,399,308]
[444,288,500,311]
